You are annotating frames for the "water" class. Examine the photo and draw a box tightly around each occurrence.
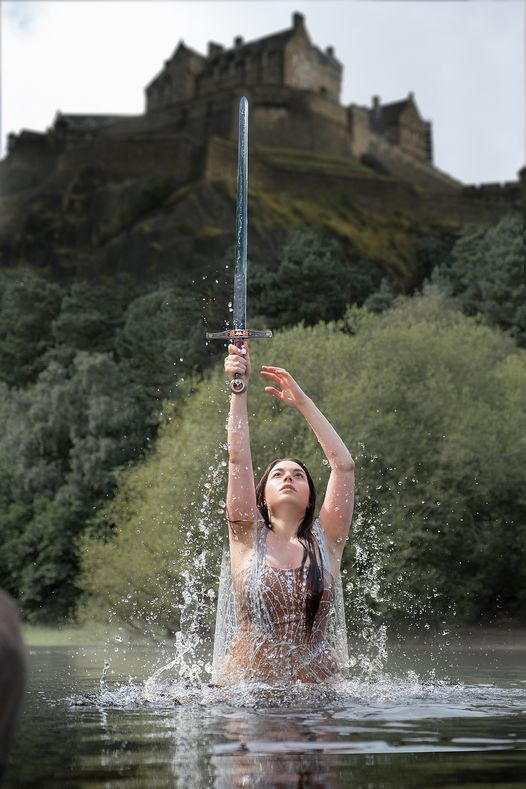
[4,634,526,787]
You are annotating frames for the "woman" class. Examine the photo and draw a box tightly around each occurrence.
[214,342,355,685]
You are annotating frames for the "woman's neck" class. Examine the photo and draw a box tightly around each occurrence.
[268,512,302,542]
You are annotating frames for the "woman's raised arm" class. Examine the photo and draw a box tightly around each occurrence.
[260,365,355,549]
[225,344,259,533]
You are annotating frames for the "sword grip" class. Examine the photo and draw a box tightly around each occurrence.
[230,339,246,395]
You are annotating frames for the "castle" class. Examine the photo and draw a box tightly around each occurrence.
[2,12,523,213]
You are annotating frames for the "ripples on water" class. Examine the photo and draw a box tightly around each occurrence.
[56,652,526,788]
[70,667,526,722]
[5,640,525,788]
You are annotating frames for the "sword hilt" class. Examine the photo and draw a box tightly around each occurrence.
[206,328,273,395]
[231,337,247,395]
[205,329,273,341]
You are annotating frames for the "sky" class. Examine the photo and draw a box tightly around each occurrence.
[1,0,525,185]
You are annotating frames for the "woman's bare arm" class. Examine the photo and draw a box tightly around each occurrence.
[260,366,355,548]
[225,344,259,535]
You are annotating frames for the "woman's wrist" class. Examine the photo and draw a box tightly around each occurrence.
[296,394,313,414]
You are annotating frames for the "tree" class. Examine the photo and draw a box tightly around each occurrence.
[251,231,353,327]
[0,351,151,619]
[432,214,525,346]
[51,279,130,353]
[115,282,214,402]
[0,270,63,387]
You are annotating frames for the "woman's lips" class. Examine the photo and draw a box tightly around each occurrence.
[280,484,295,492]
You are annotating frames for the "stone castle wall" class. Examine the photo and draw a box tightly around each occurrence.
[462,180,524,209]
[365,135,460,191]
[55,135,198,181]
[203,136,521,224]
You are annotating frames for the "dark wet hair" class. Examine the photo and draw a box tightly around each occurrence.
[255,458,324,634]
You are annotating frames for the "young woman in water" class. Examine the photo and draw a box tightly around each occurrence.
[217,342,355,684]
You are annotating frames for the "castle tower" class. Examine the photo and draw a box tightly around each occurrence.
[145,12,343,111]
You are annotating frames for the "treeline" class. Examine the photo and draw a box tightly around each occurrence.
[0,214,523,624]
[80,288,526,632]
[0,271,229,620]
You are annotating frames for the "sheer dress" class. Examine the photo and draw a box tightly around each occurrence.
[215,520,345,684]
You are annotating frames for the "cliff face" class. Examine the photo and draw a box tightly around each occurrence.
[0,128,521,292]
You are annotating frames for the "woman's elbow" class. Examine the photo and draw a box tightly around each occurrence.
[333,456,355,473]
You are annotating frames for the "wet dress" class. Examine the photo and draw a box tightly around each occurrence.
[221,521,341,684]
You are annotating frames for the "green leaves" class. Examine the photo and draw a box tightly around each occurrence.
[250,231,354,326]
[432,214,525,346]
[80,289,526,630]
[0,271,62,387]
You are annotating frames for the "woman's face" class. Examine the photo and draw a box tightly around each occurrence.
[264,460,311,515]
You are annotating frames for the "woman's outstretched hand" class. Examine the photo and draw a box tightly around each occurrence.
[225,343,251,384]
[260,366,309,409]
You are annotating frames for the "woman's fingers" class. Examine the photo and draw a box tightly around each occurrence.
[263,386,282,399]
[228,343,248,357]
[261,365,289,375]
[225,343,250,381]
[260,370,281,381]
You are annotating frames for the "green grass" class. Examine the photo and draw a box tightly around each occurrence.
[255,145,377,176]
[22,623,126,647]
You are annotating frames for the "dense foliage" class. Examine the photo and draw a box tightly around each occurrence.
[432,215,525,346]
[0,271,225,620]
[79,289,526,632]
[0,213,522,624]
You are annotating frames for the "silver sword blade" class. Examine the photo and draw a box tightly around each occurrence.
[204,96,271,355]
[233,96,248,333]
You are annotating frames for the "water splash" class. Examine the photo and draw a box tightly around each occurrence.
[88,436,457,707]
[145,447,228,687]
[70,669,526,720]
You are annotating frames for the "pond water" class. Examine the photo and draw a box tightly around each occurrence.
[4,632,526,787]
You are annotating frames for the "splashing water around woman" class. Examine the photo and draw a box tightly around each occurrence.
[211,342,355,686]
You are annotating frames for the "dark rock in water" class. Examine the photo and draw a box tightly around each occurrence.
[0,591,26,778]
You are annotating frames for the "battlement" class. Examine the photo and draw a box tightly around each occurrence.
[462,180,523,204]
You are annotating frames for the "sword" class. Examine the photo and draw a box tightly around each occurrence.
[206,96,272,394]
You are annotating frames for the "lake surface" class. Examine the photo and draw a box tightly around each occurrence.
[4,633,526,787]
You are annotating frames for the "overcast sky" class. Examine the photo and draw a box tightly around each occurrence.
[1,0,524,184]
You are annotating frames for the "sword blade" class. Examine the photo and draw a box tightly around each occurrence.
[233,96,248,333]
[204,96,271,374]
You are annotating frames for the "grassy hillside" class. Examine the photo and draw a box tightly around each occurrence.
[0,144,460,295]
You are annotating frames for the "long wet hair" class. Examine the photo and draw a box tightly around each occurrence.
[255,458,324,634]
